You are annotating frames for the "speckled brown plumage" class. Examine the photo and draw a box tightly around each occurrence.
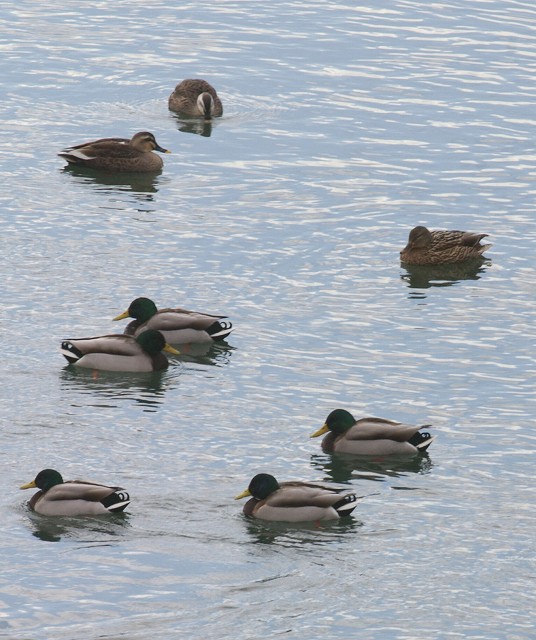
[400,225,491,265]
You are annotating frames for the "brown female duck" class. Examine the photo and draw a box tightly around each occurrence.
[59,131,170,172]
[400,225,491,265]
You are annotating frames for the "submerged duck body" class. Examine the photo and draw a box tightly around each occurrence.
[235,473,358,522]
[311,409,435,456]
[113,297,233,345]
[168,79,223,118]
[20,469,130,516]
[60,329,180,372]
[400,225,491,265]
[59,131,170,172]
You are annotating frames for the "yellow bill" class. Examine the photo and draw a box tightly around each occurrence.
[234,488,252,500]
[310,423,329,438]
[163,344,180,355]
[112,310,130,321]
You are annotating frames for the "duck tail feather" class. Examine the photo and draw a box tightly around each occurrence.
[101,490,130,512]
[207,320,233,341]
[333,493,359,517]
[409,431,436,451]
[60,341,83,364]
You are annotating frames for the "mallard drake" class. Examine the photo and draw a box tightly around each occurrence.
[168,79,223,118]
[400,225,491,265]
[59,131,170,172]
[60,329,180,372]
[311,409,435,456]
[113,297,233,344]
[234,473,358,522]
[20,469,130,516]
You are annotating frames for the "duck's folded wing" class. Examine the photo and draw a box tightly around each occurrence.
[168,307,226,319]
[460,231,489,246]
[61,138,131,160]
[64,334,140,356]
[268,483,347,508]
[46,481,119,502]
[433,230,488,248]
[147,310,225,331]
[70,137,130,150]
[66,139,136,160]
[349,417,430,442]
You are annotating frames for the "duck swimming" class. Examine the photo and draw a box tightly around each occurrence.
[311,409,435,456]
[59,131,170,172]
[235,473,358,522]
[113,297,233,345]
[400,225,491,265]
[20,469,130,516]
[60,329,180,372]
[168,79,223,118]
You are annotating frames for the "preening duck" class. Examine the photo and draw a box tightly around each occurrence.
[20,469,130,516]
[235,473,358,522]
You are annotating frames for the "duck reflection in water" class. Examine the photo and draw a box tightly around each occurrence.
[59,366,171,412]
[310,451,433,485]
[243,513,363,545]
[173,117,216,138]
[401,257,491,293]
[176,341,235,367]
[24,510,130,543]
[61,164,161,196]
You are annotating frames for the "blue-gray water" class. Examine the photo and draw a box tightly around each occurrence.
[1,1,535,638]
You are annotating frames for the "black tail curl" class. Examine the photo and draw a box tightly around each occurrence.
[207,320,233,341]
[408,430,435,452]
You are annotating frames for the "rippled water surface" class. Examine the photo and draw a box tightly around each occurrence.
[1,1,535,638]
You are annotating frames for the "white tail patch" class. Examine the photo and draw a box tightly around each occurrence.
[211,327,233,338]
[416,435,436,449]
[108,499,130,512]
[67,149,95,161]
[60,341,81,363]
[335,494,359,515]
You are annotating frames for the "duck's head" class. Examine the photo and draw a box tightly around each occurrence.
[311,409,356,438]
[403,226,432,251]
[21,468,64,492]
[135,330,180,356]
[130,132,170,154]
[113,297,158,323]
[235,473,280,501]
